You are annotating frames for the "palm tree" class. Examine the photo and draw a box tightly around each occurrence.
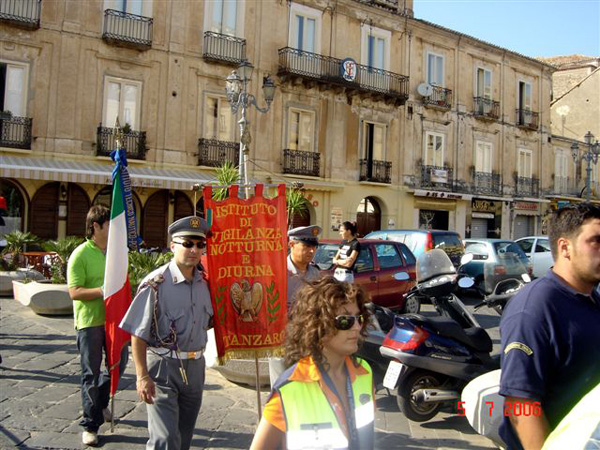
[128,251,173,296]
[213,161,240,201]
[1,231,41,270]
[42,236,84,283]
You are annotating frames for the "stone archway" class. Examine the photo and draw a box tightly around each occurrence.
[142,190,169,249]
[0,178,27,237]
[356,197,381,237]
[30,182,60,240]
[66,184,90,237]
[173,191,193,222]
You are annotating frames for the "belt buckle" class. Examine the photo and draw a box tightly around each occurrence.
[187,351,196,359]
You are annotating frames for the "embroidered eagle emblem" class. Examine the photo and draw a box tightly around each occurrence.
[230,280,263,322]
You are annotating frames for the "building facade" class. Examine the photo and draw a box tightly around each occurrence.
[1,0,556,248]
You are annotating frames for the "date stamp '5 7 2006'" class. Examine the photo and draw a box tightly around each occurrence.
[457,400,542,417]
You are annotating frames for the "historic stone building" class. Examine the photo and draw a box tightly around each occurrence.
[1,0,556,248]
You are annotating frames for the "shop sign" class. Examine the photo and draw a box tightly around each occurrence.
[340,58,357,82]
[430,169,448,183]
[472,199,496,213]
[415,190,464,200]
[514,201,538,211]
[331,207,343,231]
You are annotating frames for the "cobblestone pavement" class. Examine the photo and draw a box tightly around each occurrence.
[0,295,497,449]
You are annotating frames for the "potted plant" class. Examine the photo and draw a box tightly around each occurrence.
[286,184,310,229]
[128,250,173,297]
[12,236,83,315]
[0,231,45,296]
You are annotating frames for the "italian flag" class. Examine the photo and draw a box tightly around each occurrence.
[104,168,132,396]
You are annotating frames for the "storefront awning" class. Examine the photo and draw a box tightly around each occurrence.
[0,155,216,190]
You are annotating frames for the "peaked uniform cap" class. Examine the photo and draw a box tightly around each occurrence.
[168,216,210,239]
[288,225,322,245]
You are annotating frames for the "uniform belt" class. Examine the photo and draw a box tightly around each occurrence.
[335,268,352,273]
[153,349,205,360]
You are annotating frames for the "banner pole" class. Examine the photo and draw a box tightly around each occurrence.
[255,351,262,422]
[110,395,115,432]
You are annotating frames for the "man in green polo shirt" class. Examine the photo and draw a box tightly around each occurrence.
[67,205,127,447]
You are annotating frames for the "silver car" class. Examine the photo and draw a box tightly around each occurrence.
[515,236,554,278]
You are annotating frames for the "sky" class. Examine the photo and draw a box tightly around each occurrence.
[414,0,600,59]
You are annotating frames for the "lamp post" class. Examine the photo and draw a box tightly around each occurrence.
[225,60,276,197]
[571,131,600,202]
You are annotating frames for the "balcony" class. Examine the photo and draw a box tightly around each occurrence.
[353,0,401,13]
[97,125,147,160]
[0,0,40,29]
[423,86,452,109]
[420,165,454,191]
[516,109,539,131]
[473,171,502,196]
[197,138,239,168]
[360,159,392,184]
[283,149,320,177]
[552,177,580,197]
[102,9,153,50]
[0,115,32,149]
[473,97,500,120]
[278,47,409,104]
[515,176,539,197]
[203,32,246,66]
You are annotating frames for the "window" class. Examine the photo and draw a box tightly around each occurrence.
[289,3,321,53]
[424,132,444,166]
[204,95,235,141]
[535,238,550,253]
[205,0,243,37]
[517,238,534,253]
[287,109,315,151]
[0,61,28,117]
[518,80,532,111]
[375,244,403,269]
[518,148,532,178]
[465,242,489,260]
[555,150,569,191]
[103,77,142,129]
[104,0,149,16]
[354,247,374,273]
[361,25,390,70]
[362,121,386,161]
[476,67,492,99]
[475,141,493,173]
[427,52,444,87]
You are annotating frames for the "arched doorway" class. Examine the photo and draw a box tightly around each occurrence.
[0,179,27,240]
[173,191,193,221]
[66,184,90,237]
[195,197,205,219]
[356,197,381,237]
[142,190,169,249]
[92,185,142,230]
[30,182,60,240]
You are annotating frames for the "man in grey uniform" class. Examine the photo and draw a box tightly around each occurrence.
[269,225,322,386]
[120,216,213,450]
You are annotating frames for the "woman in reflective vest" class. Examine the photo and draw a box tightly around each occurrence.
[250,276,375,450]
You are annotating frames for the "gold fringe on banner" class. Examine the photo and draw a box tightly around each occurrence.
[217,345,286,365]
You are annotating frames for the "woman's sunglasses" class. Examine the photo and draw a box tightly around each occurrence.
[334,314,365,331]
[173,240,205,249]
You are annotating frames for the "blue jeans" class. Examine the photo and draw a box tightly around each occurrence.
[76,325,128,432]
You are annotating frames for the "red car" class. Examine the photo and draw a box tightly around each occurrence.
[313,239,419,313]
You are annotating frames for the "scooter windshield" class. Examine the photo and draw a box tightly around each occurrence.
[416,248,457,283]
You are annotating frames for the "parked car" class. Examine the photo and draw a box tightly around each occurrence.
[461,239,532,295]
[515,236,554,278]
[313,239,419,313]
[365,229,465,268]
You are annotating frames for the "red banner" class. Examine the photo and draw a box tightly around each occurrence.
[203,184,288,362]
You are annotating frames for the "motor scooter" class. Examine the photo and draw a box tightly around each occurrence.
[378,249,526,422]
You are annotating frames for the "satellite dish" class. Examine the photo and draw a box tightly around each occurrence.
[417,83,433,97]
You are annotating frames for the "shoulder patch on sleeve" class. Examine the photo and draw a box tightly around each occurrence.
[504,342,534,356]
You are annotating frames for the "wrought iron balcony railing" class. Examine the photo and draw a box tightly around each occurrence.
[515,176,540,197]
[473,171,502,195]
[420,165,454,191]
[516,109,539,130]
[278,47,409,102]
[0,0,40,29]
[97,125,147,160]
[102,9,153,50]
[359,159,392,184]
[0,115,32,149]
[353,0,400,13]
[203,31,246,66]
[283,149,320,177]
[422,85,452,109]
[552,177,580,197]
[473,97,500,120]
[198,138,239,168]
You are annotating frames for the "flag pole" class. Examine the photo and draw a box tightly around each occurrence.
[254,351,262,422]
[110,395,115,432]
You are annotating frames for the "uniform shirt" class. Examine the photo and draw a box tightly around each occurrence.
[499,270,600,449]
[263,356,372,439]
[67,239,106,330]
[337,239,361,271]
[286,255,320,310]
[119,260,213,351]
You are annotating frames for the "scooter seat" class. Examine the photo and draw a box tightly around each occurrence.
[424,316,493,353]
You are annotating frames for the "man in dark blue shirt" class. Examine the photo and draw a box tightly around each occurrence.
[499,203,600,449]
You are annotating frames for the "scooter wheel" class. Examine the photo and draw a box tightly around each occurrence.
[397,370,443,422]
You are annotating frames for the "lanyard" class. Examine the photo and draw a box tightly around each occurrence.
[318,362,359,449]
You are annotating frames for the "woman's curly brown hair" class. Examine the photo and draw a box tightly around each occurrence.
[284,276,371,368]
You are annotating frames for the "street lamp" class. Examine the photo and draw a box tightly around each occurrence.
[572,131,600,202]
[225,59,276,196]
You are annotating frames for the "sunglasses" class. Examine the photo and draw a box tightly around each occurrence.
[173,240,205,249]
[334,314,365,331]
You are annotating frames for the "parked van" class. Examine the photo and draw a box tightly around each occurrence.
[365,229,465,267]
